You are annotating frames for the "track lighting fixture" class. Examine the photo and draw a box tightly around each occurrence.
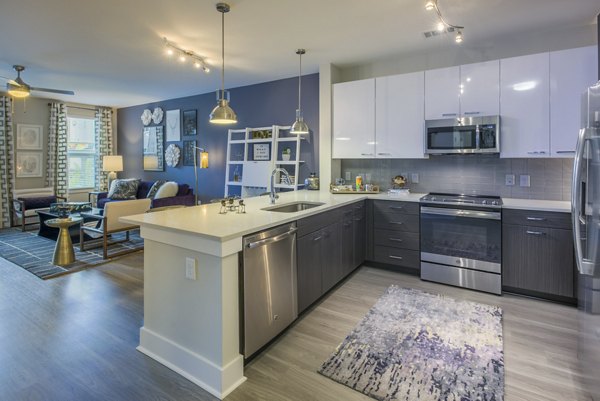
[163,37,210,73]
[424,0,464,44]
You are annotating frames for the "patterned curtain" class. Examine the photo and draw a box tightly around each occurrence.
[95,107,113,191]
[0,96,15,228]
[46,102,68,197]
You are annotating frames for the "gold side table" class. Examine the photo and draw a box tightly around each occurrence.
[45,217,82,266]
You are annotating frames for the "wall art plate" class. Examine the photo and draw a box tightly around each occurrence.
[141,109,152,126]
[152,107,164,124]
[165,144,181,167]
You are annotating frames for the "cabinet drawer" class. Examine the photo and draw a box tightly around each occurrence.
[373,246,420,269]
[374,229,419,250]
[298,208,341,237]
[373,200,419,216]
[374,212,419,232]
[503,209,571,229]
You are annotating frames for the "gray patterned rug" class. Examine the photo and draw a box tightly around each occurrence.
[319,286,504,401]
[0,227,143,279]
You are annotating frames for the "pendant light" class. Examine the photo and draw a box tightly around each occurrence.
[210,3,237,124]
[290,49,309,135]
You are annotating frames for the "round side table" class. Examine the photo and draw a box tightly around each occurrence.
[45,217,82,266]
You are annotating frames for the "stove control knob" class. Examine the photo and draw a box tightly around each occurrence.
[492,200,499,205]
[482,200,488,205]
[430,196,436,201]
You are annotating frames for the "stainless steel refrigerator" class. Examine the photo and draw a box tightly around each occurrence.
[573,81,600,400]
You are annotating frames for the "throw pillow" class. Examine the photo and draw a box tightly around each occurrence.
[154,181,178,199]
[146,180,167,199]
[108,178,141,200]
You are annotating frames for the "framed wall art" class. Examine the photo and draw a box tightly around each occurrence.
[253,143,270,161]
[182,140,197,166]
[16,152,43,177]
[143,126,164,171]
[183,109,197,136]
[16,124,43,150]
[166,109,181,142]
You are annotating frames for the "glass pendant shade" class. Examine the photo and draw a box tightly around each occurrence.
[200,151,209,168]
[290,109,309,134]
[210,98,237,124]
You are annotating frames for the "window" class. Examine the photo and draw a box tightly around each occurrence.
[67,117,96,189]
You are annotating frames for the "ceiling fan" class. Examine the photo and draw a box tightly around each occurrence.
[0,65,75,98]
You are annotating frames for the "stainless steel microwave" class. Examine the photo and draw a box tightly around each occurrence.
[425,116,500,155]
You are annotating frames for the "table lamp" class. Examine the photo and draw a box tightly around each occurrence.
[102,155,123,190]
[192,146,209,205]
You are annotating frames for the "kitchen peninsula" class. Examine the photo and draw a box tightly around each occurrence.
[121,189,570,399]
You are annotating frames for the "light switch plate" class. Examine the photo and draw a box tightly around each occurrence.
[345,171,351,181]
[185,257,197,280]
[519,174,531,187]
[505,174,515,186]
[411,173,420,184]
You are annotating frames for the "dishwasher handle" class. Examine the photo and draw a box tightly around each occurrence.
[246,227,298,249]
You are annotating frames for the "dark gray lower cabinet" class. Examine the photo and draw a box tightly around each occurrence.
[321,222,342,293]
[297,230,323,313]
[502,209,575,301]
[297,201,366,313]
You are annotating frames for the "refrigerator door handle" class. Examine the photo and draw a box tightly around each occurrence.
[572,127,596,275]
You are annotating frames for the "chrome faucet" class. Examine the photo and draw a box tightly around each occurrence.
[270,168,290,204]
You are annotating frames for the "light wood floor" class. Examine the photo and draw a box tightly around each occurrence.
[0,254,592,401]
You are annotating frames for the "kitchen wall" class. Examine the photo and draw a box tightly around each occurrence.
[341,156,573,201]
[117,74,319,205]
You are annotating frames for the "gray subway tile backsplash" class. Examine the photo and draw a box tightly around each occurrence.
[340,156,574,201]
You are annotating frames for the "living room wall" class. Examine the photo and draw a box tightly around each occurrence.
[116,73,319,204]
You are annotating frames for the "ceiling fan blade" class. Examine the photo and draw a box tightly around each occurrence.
[30,87,75,95]
[0,76,21,86]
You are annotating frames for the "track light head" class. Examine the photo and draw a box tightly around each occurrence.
[425,0,435,11]
[455,30,463,43]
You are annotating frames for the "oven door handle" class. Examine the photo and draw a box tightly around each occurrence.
[420,206,501,220]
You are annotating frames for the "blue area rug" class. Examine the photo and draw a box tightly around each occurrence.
[319,286,504,401]
[0,227,143,279]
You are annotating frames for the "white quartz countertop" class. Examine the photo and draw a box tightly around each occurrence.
[501,198,571,213]
[121,189,571,241]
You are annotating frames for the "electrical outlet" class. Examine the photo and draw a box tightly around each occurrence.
[519,174,531,187]
[365,173,372,183]
[345,171,351,181]
[185,257,197,280]
[411,173,420,184]
[505,174,515,186]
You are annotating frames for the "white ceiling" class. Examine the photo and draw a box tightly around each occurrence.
[0,0,598,108]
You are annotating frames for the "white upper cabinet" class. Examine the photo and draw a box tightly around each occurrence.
[550,46,598,157]
[459,60,500,117]
[425,66,460,120]
[375,71,426,158]
[332,79,376,159]
[500,52,550,158]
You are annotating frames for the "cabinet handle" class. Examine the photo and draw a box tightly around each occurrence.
[313,236,322,241]
[442,113,457,117]
[361,153,374,156]
[389,206,404,210]
[526,217,545,221]
[390,222,404,225]
[556,150,576,154]
[377,152,392,156]
[526,230,546,236]
[463,111,480,115]
[527,151,547,155]
[388,238,403,242]
[389,255,403,260]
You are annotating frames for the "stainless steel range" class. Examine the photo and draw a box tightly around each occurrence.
[420,193,502,295]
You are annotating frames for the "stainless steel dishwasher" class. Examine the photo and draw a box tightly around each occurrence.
[242,222,298,359]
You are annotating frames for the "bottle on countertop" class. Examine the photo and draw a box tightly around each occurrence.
[355,175,362,191]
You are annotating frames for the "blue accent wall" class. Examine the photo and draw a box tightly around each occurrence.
[117,73,319,204]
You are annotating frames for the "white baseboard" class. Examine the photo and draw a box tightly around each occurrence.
[138,327,246,399]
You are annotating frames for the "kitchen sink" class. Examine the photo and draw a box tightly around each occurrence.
[262,201,325,213]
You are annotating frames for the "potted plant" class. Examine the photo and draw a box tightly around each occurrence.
[282,147,291,161]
